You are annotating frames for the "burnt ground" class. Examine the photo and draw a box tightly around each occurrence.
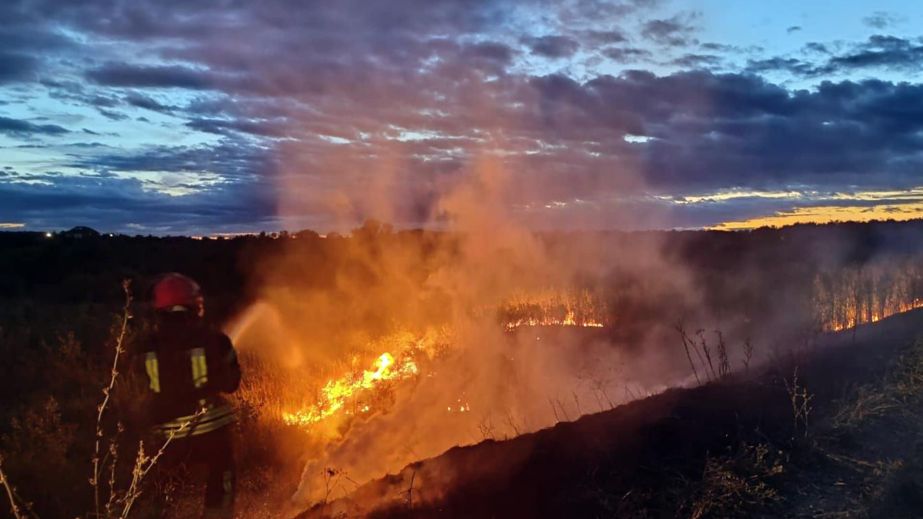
[298,309,923,519]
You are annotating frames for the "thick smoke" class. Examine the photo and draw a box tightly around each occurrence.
[224,143,731,510]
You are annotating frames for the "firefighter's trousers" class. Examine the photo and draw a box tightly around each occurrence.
[146,425,236,518]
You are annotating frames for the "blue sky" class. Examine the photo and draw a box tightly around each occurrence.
[2,0,923,233]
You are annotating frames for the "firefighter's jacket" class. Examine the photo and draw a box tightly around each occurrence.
[136,318,241,438]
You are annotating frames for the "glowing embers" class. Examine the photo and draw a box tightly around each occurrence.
[500,289,607,331]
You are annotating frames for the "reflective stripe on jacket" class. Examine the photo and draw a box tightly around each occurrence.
[153,403,237,438]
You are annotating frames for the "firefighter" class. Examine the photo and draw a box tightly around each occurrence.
[137,273,241,518]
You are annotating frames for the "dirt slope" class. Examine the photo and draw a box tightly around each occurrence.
[298,309,923,518]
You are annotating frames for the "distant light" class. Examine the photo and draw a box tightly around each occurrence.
[45,232,53,238]
[623,134,654,144]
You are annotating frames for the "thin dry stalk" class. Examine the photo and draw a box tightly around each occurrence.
[105,422,124,517]
[623,384,638,400]
[0,455,26,519]
[92,280,133,516]
[598,386,615,409]
[742,338,754,373]
[504,410,521,436]
[321,467,343,506]
[547,397,561,422]
[715,330,730,378]
[477,416,496,440]
[118,408,205,518]
[555,398,571,422]
[783,367,814,438]
[675,323,702,385]
[697,330,718,381]
[405,470,416,508]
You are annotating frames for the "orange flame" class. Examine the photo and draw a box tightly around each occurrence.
[281,352,419,426]
[501,289,607,331]
[278,290,607,429]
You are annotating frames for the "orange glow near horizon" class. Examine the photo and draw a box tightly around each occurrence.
[711,202,923,231]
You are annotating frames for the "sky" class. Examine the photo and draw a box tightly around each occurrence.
[2,0,923,234]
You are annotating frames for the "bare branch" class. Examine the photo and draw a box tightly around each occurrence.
[92,280,133,517]
[0,455,26,519]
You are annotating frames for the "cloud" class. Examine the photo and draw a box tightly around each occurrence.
[826,35,923,71]
[0,173,277,234]
[602,46,652,62]
[86,63,214,89]
[641,14,698,46]
[0,116,69,137]
[671,53,721,68]
[749,36,923,76]
[524,35,581,58]
[863,11,899,29]
[526,71,923,193]
[786,26,802,34]
[124,92,176,113]
[185,118,287,137]
[0,52,37,83]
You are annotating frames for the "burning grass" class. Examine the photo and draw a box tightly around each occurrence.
[814,261,923,332]
[276,329,450,428]
[498,289,607,331]
[236,290,610,435]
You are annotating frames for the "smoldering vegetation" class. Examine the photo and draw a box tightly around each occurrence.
[2,221,923,516]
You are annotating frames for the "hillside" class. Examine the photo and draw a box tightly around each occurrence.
[299,309,923,518]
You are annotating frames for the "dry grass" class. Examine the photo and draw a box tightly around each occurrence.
[682,443,785,519]
[833,337,923,430]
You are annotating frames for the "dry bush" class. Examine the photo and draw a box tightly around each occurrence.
[682,443,785,519]
[832,385,900,429]
[783,367,814,438]
[833,337,923,430]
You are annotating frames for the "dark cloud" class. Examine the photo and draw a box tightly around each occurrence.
[185,118,286,137]
[863,11,899,29]
[86,63,213,89]
[524,71,923,193]
[66,139,275,181]
[124,92,176,112]
[0,52,37,83]
[671,53,721,68]
[602,46,652,62]
[746,57,816,75]
[641,15,697,46]
[581,29,627,45]
[786,26,802,34]
[745,36,923,77]
[0,173,277,234]
[805,42,830,54]
[827,35,923,71]
[524,35,581,58]
[0,116,69,137]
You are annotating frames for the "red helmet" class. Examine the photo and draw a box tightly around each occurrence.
[152,273,203,312]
